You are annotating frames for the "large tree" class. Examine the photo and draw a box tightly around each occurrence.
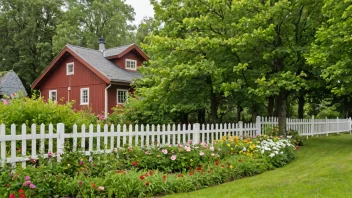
[0,0,63,94]
[52,0,136,52]
[130,0,324,132]
[307,0,352,117]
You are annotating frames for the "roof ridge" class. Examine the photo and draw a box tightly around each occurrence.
[66,44,100,52]
[105,43,135,51]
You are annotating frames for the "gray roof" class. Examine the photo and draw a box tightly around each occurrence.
[66,44,142,83]
[0,70,28,96]
[103,44,134,58]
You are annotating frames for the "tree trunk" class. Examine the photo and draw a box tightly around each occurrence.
[268,96,274,117]
[251,104,258,123]
[298,94,305,119]
[197,109,206,124]
[278,90,287,136]
[236,105,243,122]
[210,91,218,123]
[274,96,280,117]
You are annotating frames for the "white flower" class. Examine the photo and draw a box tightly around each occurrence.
[269,153,275,158]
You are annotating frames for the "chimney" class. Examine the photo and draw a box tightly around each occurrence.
[98,37,106,52]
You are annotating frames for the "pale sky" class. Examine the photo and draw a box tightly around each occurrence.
[125,0,155,26]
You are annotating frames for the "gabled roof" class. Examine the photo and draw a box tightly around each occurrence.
[0,70,28,96]
[67,44,142,83]
[31,43,148,89]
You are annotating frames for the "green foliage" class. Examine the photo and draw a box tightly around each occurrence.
[52,0,136,53]
[0,94,97,131]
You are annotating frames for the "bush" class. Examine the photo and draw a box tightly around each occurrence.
[0,93,98,132]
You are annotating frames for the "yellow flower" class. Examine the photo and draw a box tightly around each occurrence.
[230,165,234,169]
[227,144,230,147]
[231,148,234,151]
[250,144,256,149]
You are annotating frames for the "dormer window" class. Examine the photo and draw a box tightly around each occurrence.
[126,59,137,70]
[66,62,74,75]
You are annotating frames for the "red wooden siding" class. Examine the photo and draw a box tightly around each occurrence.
[38,54,107,114]
[112,50,145,70]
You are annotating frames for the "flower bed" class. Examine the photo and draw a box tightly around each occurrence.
[0,135,296,198]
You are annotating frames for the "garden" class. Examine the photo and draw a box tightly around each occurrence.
[0,133,298,198]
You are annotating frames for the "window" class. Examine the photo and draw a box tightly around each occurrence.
[117,89,128,104]
[125,59,137,70]
[80,88,89,105]
[48,90,57,102]
[66,62,74,75]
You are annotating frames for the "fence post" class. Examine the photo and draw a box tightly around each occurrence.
[337,117,339,135]
[349,118,352,134]
[256,116,261,136]
[193,123,200,145]
[310,116,315,137]
[57,123,65,162]
[239,121,244,139]
[0,124,5,167]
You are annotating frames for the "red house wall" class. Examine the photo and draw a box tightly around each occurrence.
[38,54,107,114]
[112,50,145,70]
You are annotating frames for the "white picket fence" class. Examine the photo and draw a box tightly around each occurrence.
[0,116,351,167]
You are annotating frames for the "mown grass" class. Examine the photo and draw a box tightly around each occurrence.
[165,133,352,198]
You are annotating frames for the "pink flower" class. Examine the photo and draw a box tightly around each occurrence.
[211,153,215,156]
[98,186,104,191]
[145,151,150,155]
[25,176,30,181]
[202,142,207,148]
[188,140,193,144]
[23,181,31,187]
[171,155,177,161]
[48,152,53,157]
[79,161,84,165]
[184,146,191,152]
[29,183,36,189]
[199,151,204,156]
[210,146,214,151]
[3,99,9,105]
[161,149,168,154]
[97,114,105,120]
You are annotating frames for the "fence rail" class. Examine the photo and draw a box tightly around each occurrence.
[0,116,351,167]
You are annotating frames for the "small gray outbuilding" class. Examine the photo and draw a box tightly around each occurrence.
[0,70,27,98]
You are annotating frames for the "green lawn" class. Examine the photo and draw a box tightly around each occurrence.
[165,133,352,198]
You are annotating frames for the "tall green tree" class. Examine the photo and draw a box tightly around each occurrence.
[129,0,324,132]
[307,0,352,117]
[135,17,157,45]
[53,0,136,52]
[0,0,63,93]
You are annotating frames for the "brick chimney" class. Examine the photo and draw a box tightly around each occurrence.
[98,37,106,52]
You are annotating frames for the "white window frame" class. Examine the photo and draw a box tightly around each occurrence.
[80,88,89,105]
[117,89,128,104]
[66,62,74,75]
[125,59,137,71]
[48,90,57,102]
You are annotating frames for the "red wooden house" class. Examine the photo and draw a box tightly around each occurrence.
[31,38,148,117]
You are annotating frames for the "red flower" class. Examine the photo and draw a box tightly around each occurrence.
[215,160,219,165]
[149,171,153,176]
[132,161,138,167]
[196,167,201,171]
[9,194,16,198]
[140,175,145,180]
[177,174,183,178]
[189,171,194,176]
[162,175,166,179]
[20,194,26,198]
[221,165,225,168]
[117,170,123,173]
[5,184,10,187]
[18,189,25,194]
[91,183,96,188]
[144,173,148,177]
[238,159,242,163]
[145,182,149,186]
